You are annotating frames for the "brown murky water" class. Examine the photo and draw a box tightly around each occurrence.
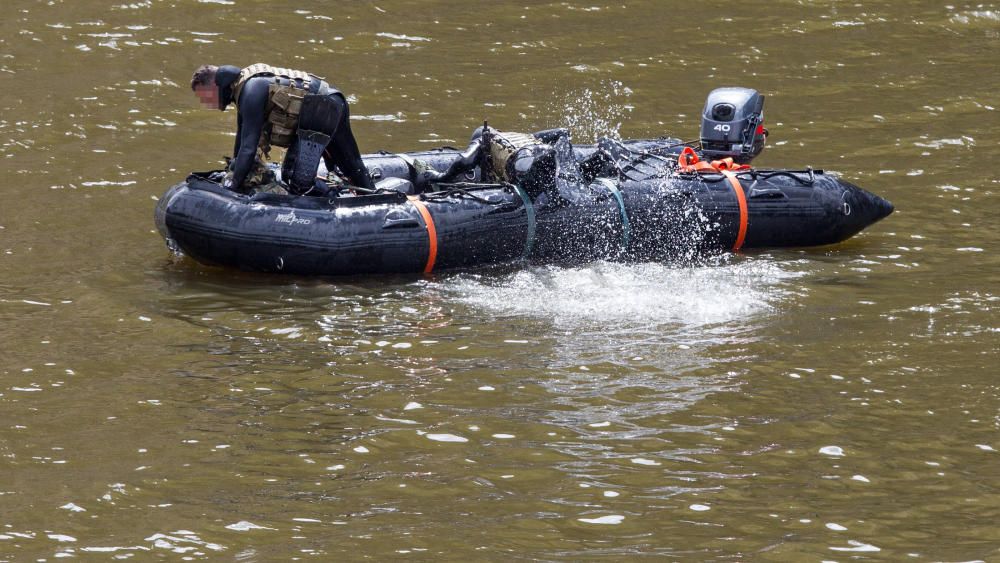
[1,0,998,559]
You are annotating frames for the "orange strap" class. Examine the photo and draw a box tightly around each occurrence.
[721,170,748,251]
[678,147,752,173]
[407,196,438,273]
[678,147,716,173]
[678,147,750,250]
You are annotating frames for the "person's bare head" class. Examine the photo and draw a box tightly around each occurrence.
[191,64,220,109]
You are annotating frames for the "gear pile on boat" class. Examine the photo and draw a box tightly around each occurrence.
[156,88,893,276]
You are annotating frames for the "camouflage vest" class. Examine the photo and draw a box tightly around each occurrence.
[232,63,323,155]
[488,130,541,183]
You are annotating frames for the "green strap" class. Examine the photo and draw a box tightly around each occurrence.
[512,185,535,260]
[597,179,630,251]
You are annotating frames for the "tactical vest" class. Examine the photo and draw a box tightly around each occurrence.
[232,63,324,155]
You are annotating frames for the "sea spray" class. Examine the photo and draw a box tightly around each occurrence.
[433,259,801,330]
[552,80,635,143]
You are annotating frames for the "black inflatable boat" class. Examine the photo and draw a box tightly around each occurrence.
[154,134,893,276]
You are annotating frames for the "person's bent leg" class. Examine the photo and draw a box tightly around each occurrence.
[285,94,343,194]
[323,95,375,190]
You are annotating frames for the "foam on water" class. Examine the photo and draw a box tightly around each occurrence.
[631,457,661,466]
[578,515,625,525]
[830,540,881,552]
[426,433,468,443]
[820,446,845,457]
[145,531,225,553]
[225,521,273,532]
[437,260,795,330]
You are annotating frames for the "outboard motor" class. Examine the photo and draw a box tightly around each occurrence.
[700,87,767,163]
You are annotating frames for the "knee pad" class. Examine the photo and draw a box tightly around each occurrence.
[287,129,331,192]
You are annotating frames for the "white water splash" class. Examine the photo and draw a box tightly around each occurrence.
[555,80,634,143]
[438,260,795,330]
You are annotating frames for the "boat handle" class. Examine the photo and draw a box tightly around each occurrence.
[382,215,421,229]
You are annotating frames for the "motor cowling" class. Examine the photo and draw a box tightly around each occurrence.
[699,87,767,163]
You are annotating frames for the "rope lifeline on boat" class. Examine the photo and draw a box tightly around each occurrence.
[511,184,535,260]
[407,195,438,273]
[678,147,750,251]
[595,178,631,252]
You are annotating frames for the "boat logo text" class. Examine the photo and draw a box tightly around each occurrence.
[275,211,312,226]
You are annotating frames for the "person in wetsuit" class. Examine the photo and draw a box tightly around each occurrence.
[412,127,581,200]
[191,63,375,194]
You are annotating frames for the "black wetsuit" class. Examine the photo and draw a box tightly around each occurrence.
[414,127,572,195]
[216,67,373,191]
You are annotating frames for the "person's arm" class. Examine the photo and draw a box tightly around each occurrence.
[232,111,242,163]
[229,78,268,189]
[443,137,483,178]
